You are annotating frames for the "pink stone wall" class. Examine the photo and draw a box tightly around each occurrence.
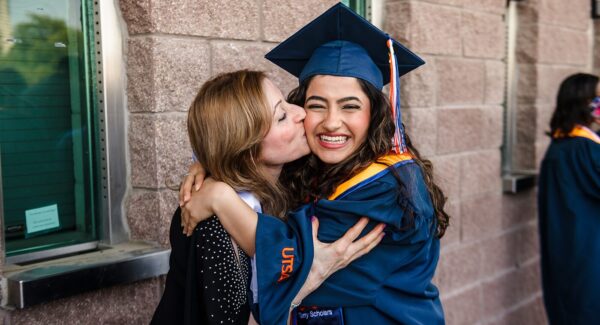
[5,0,598,323]
[386,0,591,324]
[595,20,600,75]
[516,0,592,170]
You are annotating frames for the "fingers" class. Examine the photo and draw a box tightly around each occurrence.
[363,223,386,243]
[181,207,189,233]
[189,162,206,191]
[185,218,193,236]
[311,216,320,241]
[348,229,385,262]
[347,223,386,260]
[179,173,195,207]
[321,221,386,275]
[181,206,196,236]
[193,168,206,191]
[338,217,369,246]
[179,162,207,206]
[184,210,201,237]
[185,212,195,236]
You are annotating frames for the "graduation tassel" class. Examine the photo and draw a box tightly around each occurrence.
[387,39,407,154]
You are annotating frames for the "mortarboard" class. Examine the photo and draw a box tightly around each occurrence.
[265,2,425,153]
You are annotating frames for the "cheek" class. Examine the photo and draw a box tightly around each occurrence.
[261,130,280,157]
[263,126,293,156]
[272,124,294,145]
[303,113,318,133]
[303,118,318,149]
[351,112,370,143]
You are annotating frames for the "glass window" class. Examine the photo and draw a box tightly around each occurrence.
[342,0,368,18]
[0,0,99,260]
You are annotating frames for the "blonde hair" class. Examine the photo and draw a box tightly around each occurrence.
[187,70,289,218]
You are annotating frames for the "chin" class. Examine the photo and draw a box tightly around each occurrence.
[317,153,347,165]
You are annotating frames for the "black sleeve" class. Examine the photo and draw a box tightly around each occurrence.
[150,207,189,325]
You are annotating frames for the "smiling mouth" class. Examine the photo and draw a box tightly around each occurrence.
[319,135,348,144]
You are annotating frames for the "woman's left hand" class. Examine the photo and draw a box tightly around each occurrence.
[310,216,385,285]
[290,217,385,308]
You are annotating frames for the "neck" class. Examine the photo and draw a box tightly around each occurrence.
[260,164,283,185]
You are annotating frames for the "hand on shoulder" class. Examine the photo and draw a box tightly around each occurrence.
[181,178,236,236]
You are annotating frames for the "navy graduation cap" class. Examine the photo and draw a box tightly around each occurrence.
[265,2,425,153]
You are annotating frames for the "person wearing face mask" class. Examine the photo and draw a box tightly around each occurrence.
[179,3,450,324]
[591,96,600,135]
[151,70,384,325]
[538,73,600,325]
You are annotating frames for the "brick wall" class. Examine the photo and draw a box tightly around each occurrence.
[6,0,597,323]
[516,0,592,171]
[385,0,594,324]
[594,20,600,75]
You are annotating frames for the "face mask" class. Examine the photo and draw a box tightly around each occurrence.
[590,96,600,118]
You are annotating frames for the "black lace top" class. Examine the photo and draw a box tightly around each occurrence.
[195,216,251,323]
[151,209,252,325]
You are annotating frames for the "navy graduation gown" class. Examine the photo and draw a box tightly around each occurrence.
[538,126,600,325]
[255,154,444,325]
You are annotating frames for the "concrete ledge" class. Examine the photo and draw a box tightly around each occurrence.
[502,173,537,194]
[2,242,169,309]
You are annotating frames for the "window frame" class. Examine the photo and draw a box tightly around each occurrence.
[1,0,129,264]
[501,0,537,193]
[342,0,371,20]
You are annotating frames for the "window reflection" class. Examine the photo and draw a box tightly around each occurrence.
[0,0,97,258]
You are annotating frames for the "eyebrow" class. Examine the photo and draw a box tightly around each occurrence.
[337,96,362,104]
[306,95,327,103]
[306,95,362,104]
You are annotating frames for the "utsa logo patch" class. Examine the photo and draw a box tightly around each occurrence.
[277,247,294,283]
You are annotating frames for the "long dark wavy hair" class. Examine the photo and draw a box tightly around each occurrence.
[550,73,598,136]
[281,76,450,238]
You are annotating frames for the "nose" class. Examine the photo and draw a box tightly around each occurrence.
[290,103,306,122]
[322,108,342,131]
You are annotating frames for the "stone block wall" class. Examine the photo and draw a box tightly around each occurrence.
[515,0,592,170]
[386,0,591,324]
[595,19,600,75]
[5,0,598,323]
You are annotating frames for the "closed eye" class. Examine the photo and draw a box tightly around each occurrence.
[306,95,327,110]
[278,112,287,122]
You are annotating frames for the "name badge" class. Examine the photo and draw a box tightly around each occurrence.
[293,306,344,325]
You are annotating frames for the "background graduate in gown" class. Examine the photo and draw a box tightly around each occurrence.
[538,72,600,325]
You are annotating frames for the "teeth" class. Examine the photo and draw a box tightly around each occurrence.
[320,135,348,143]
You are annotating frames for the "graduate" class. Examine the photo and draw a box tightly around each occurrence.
[181,3,449,324]
[538,73,600,325]
[153,70,384,325]
[592,96,600,136]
